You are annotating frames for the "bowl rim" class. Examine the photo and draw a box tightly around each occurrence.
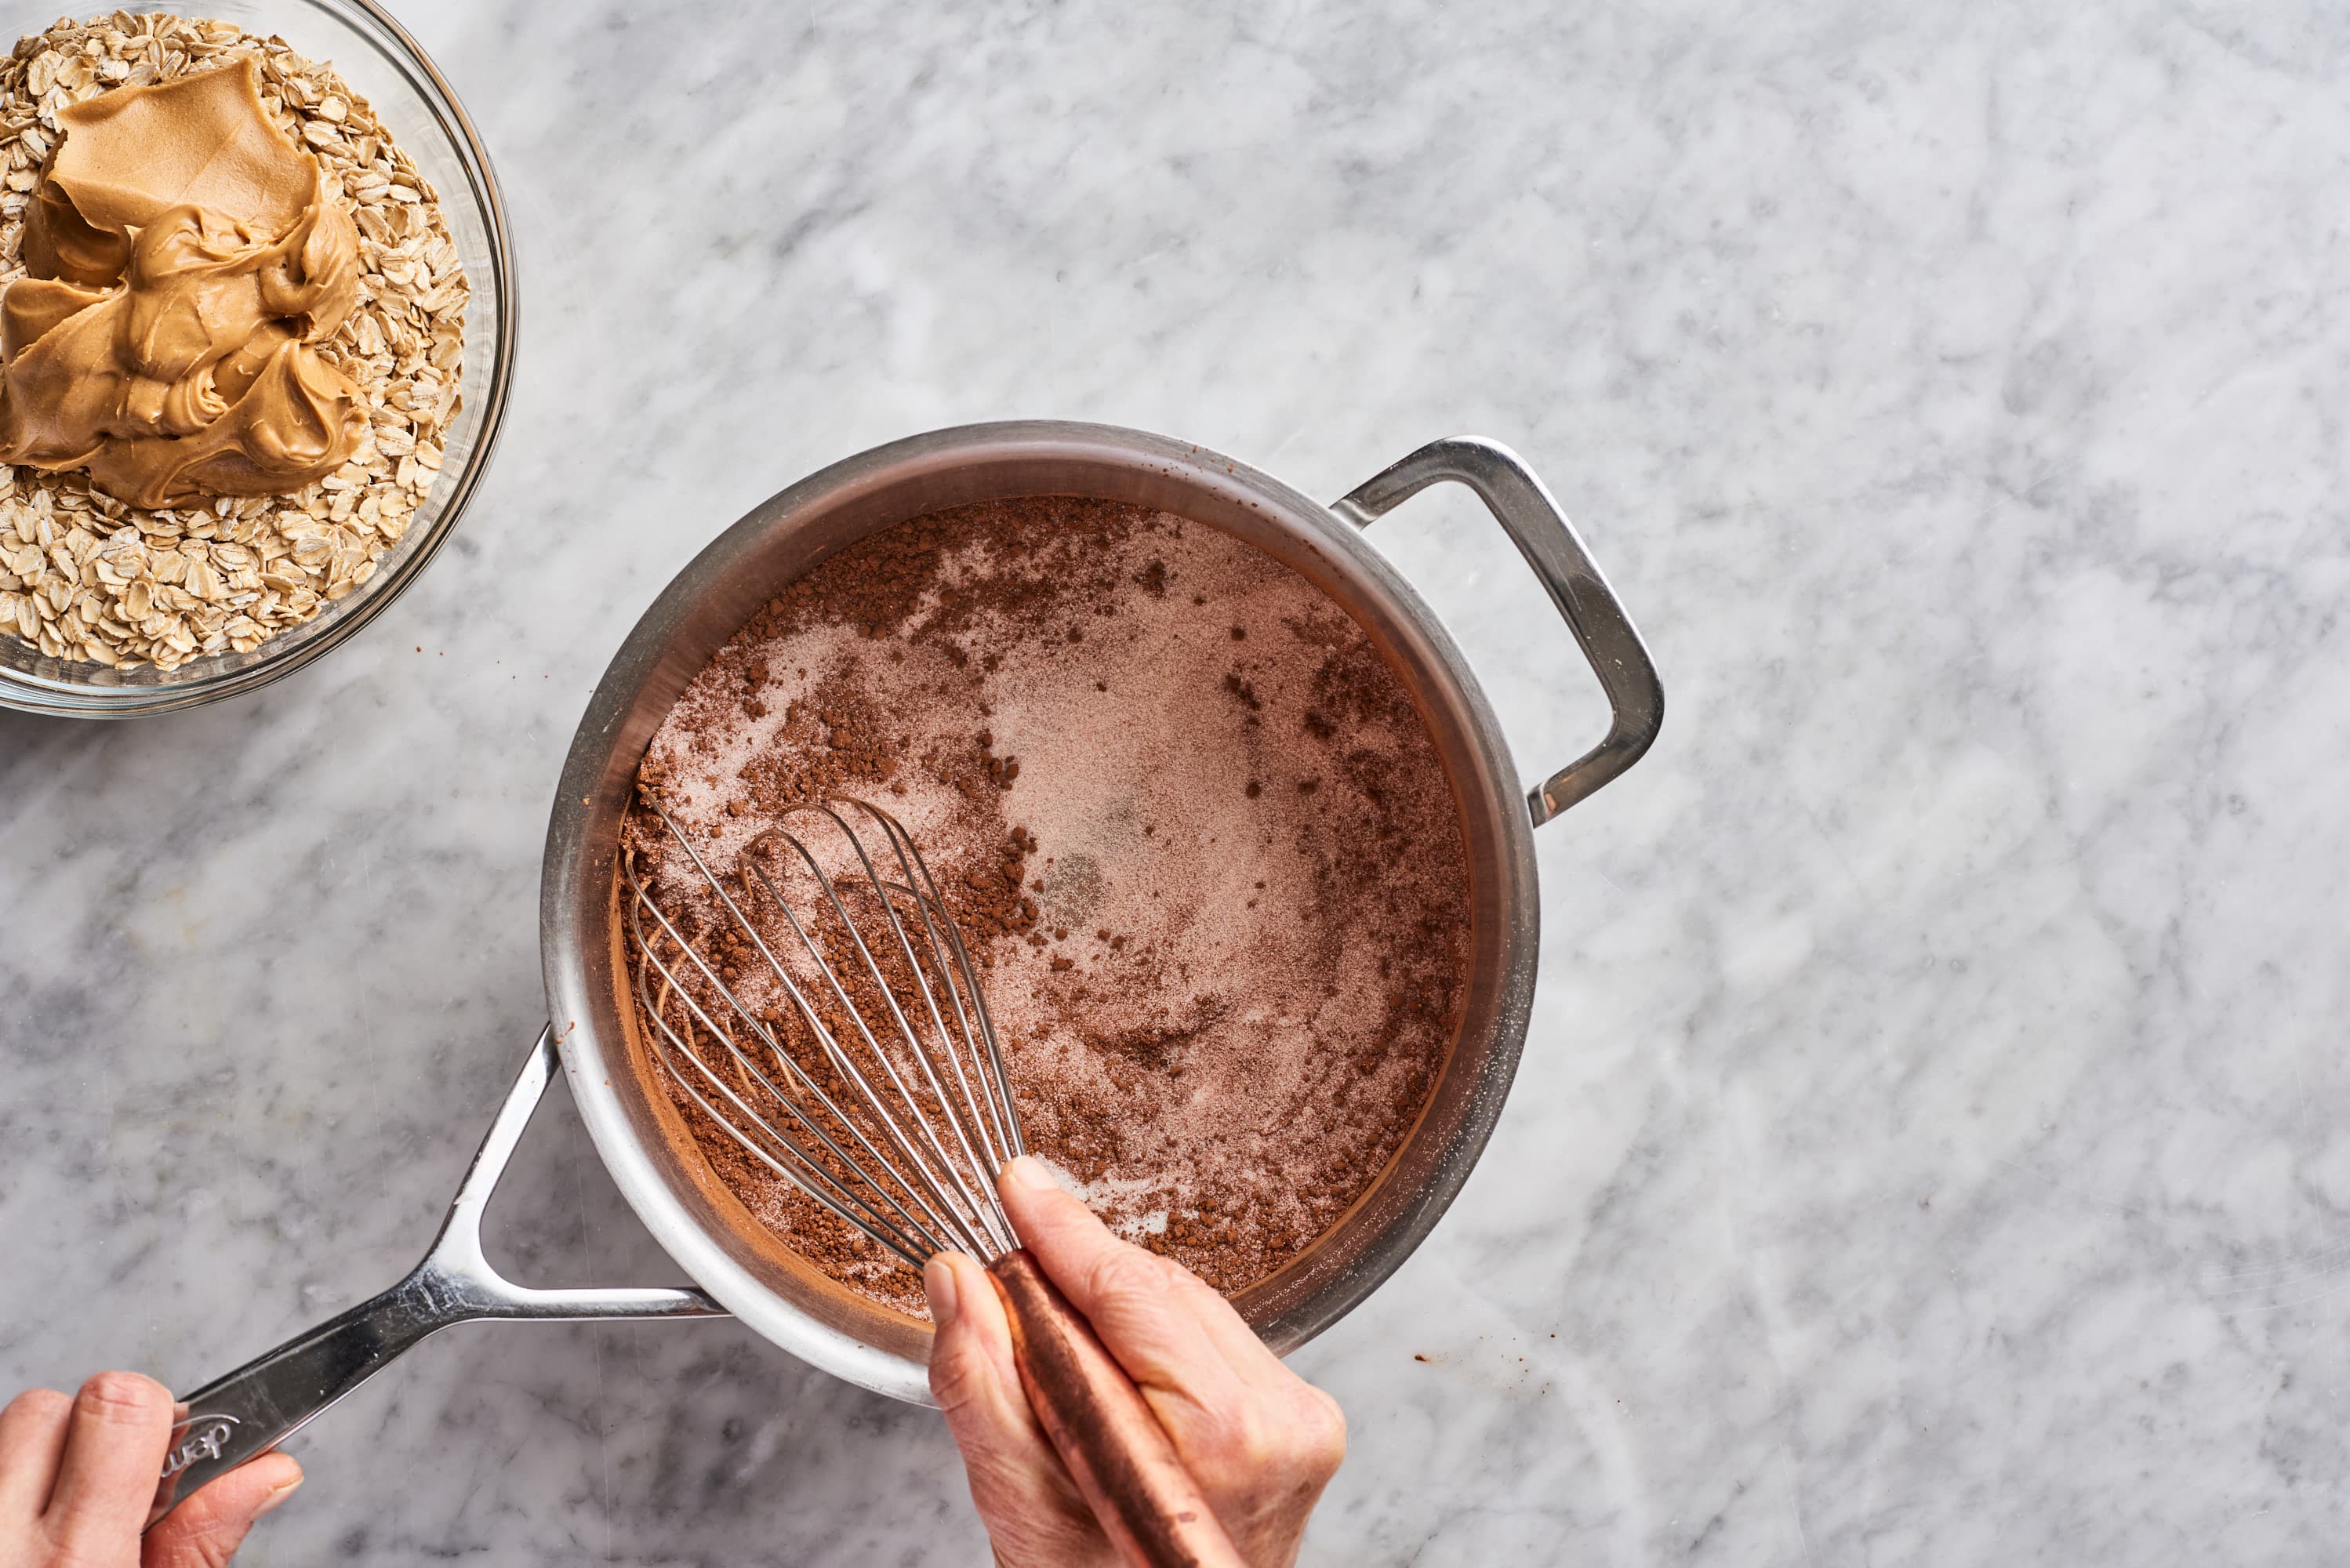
[0,0,518,718]
[542,420,1542,1404]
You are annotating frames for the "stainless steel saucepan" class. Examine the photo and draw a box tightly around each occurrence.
[153,420,1662,1522]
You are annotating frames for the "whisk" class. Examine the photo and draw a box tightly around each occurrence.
[622,797,1247,1568]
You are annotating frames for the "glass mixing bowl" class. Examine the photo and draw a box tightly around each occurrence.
[0,0,515,717]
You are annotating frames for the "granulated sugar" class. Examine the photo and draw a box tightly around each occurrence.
[627,497,1469,1312]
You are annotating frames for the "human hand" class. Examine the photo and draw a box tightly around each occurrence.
[924,1156,1346,1568]
[0,1371,300,1568]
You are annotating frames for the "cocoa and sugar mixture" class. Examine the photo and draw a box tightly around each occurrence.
[625,497,1470,1312]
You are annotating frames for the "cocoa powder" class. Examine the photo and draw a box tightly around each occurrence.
[627,498,1470,1313]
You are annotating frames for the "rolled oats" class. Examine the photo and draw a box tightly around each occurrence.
[0,11,470,672]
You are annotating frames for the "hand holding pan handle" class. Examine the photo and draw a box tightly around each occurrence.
[147,1029,725,1530]
[1333,436,1664,826]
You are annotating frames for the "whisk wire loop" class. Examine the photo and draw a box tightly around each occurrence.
[718,825,1003,1259]
[821,799,1026,1169]
[623,854,960,1261]
[624,797,1030,1271]
[643,812,1001,1258]
[746,802,1018,1254]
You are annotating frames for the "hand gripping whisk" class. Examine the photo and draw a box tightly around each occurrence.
[623,797,1247,1568]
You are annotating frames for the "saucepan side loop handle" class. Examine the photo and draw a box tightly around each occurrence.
[1332,437,1663,826]
[149,1029,723,1530]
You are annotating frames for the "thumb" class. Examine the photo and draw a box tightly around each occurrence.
[924,1252,1029,1439]
[925,1253,1105,1563]
[143,1452,301,1568]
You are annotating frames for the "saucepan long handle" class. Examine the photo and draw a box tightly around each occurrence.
[988,1250,1248,1568]
[1333,437,1664,826]
[148,1029,724,1529]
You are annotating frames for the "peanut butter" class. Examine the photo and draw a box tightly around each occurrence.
[0,60,363,508]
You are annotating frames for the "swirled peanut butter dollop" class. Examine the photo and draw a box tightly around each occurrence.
[0,60,364,508]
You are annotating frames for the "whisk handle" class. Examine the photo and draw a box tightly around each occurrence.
[988,1249,1250,1568]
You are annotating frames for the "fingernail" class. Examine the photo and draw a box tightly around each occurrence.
[254,1476,302,1518]
[924,1256,959,1328]
[1002,1156,1055,1192]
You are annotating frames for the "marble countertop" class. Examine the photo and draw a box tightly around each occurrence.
[5,0,2346,1560]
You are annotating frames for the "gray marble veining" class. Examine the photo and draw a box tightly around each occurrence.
[7,0,2350,1560]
